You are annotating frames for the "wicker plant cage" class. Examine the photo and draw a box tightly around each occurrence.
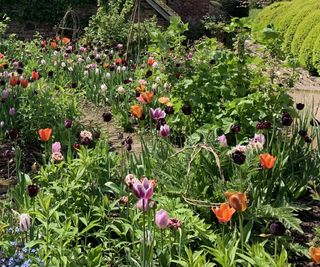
[57,8,80,40]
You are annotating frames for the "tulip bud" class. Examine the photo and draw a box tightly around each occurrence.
[155,209,169,229]
[269,221,286,236]
[19,214,31,232]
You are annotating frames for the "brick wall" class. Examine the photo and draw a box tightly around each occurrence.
[166,0,209,21]
[5,4,97,39]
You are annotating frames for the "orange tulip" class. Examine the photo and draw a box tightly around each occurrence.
[62,37,70,45]
[147,57,155,66]
[224,191,247,212]
[50,41,58,49]
[158,97,172,106]
[212,203,236,223]
[20,79,29,88]
[310,247,320,264]
[55,36,61,41]
[114,58,122,65]
[9,76,19,86]
[32,70,39,80]
[138,91,154,104]
[38,128,52,142]
[130,105,143,119]
[259,153,276,169]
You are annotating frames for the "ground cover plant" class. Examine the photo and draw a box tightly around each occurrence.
[0,2,320,266]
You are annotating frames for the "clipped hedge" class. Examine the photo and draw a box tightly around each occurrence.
[313,36,320,73]
[299,24,320,70]
[291,10,320,57]
[254,0,320,74]
[274,0,314,34]
[282,2,320,53]
[252,1,291,34]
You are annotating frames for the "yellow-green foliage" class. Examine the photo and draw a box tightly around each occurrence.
[252,2,291,34]
[299,24,320,70]
[283,2,320,53]
[291,10,320,57]
[274,0,314,34]
[312,36,320,73]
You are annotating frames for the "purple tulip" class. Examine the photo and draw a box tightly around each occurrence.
[132,177,154,210]
[159,124,170,137]
[19,213,31,232]
[150,108,166,120]
[2,89,9,99]
[155,209,169,229]
[9,107,16,116]
[52,142,61,153]
[217,134,228,147]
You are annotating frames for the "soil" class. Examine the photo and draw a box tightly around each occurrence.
[78,100,142,153]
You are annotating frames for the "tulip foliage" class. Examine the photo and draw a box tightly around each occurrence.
[0,12,319,267]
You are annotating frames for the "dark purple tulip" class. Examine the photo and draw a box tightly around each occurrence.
[27,184,39,197]
[304,136,312,143]
[64,119,72,128]
[230,124,241,133]
[73,143,81,150]
[102,112,112,122]
[0,79,5,86]
[48,70,54,78]
[93,130,100,139]
[281,113,293,126]
[298,130,307,137]
[145,70,153,78]
[270,221,286,236]
[9,129,18,140]
[165,106,174,115]
[70,82,77,89]
[80,137,90,145]
[182,105,192,115]
[231,150,246,165]
[296,103,305,110]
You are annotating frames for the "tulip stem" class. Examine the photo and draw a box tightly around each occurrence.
[142,200,146,267]
[274,236,278,261]
[160,229,163,251]
[239,213,244,253]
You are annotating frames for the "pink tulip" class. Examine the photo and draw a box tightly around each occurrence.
[52,142,61,153]
[217,134,228,147]
[155,209,169,229]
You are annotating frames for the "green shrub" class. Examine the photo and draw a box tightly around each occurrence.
[283,1,320,53]
[312,35,320,74]
[274,0,314,34]
[291,10,320,57]
[252,1,291,34]
[299,23,320,70]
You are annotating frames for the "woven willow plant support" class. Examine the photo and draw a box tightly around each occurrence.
[57,8,80,40]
